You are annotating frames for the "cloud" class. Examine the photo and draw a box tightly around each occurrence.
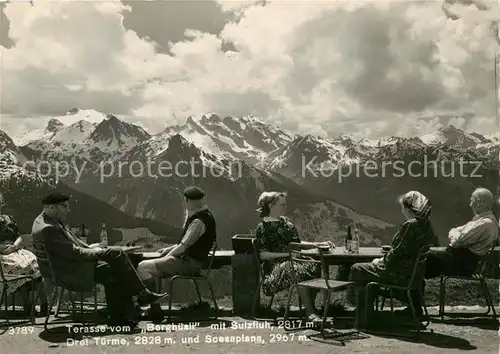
[0,0,498,140]
[122,0,233,54]
[1,1,145,117]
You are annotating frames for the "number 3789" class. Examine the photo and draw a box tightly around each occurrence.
[8,326,34,335]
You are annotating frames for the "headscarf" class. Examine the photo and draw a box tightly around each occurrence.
[400,190,431,220]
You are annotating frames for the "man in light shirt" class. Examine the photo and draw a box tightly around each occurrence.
[426,187,498,278]
[137,186,216,321]
[406,188,498,317]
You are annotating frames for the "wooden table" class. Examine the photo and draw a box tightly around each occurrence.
[135,245,500,272]
[132,245,500,315]
[139,245,495,266]
[301,246,384,265]
[430,246,500,252]
[299,246,500,264]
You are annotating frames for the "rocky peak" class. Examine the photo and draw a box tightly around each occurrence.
[46,119,64,133]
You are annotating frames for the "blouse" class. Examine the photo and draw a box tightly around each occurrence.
[254,216,300,253]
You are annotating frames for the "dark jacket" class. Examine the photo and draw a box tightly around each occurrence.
[31,213,100,292]
[375,218,437,283]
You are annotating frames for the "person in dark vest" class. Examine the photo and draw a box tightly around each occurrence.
[137,186,216,321]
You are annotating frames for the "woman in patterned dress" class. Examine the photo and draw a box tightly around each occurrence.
[254,191,334,322]
[0,193,47,315]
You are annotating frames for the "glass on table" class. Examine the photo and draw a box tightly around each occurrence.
[350,240,359,254]
[344,240,351,253]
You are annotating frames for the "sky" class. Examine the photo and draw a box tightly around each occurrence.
[0,0,498,140]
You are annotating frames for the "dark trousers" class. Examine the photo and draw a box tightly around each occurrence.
[348,262,385,329]
[337,264,356,304]
[349,263,424,327]
[95,249,146,320]
[426,246,481,278]
[411,247,481,309]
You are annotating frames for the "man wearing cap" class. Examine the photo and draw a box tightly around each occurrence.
[137,186,217,321]
[31,192,168,327]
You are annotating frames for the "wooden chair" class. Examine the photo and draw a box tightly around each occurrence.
[283,243,355,339]
[369,244,432,338]
[438,243,497,322]
[0,255,37,326]
[158,242,219,322]
[32,239,98,332]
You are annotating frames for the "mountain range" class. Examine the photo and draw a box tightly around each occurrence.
[6,108,500,248]
[0,128,181,244]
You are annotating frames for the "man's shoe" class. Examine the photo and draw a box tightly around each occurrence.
[145,304,165,323]
[395,307,424,318]
[137,290,169,306]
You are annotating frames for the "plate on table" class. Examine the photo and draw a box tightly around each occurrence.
[301,247,331,255]
[317,245,332,252]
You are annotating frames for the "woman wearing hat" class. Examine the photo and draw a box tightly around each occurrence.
[348,190,437,329]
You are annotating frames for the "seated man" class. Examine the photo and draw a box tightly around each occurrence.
[425,187,498,278]
[137,186,216,321]
[32,192,167,327]
[406,188,499,316]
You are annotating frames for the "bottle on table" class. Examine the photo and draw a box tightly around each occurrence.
[351,225,360,254]
[100,223,108,247]
[345,225,352,253]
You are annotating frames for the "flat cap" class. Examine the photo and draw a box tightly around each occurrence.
[183,186,204,200]
[42,192,69,205]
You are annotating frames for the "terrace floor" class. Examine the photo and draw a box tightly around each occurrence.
[1,305,498,353]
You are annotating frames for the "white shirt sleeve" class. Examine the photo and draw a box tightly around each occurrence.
[180,220,206,248]
[449,218,493,247]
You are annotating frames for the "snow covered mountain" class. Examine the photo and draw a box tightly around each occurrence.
[262,135,376,182]
[13,112,395,247]
[15,109,108,145]
[161,113,294,164]
[18,109,151,179]
[0,129,180,240]
[0,130,43,183]
[357,136,404,148]
[18,111,294,178]
[14,110,498,246]
[265,132,498,243]
[264,126,498,183]
[17,110,498,174]
[71,130,395,248]
[420,125,493,148]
